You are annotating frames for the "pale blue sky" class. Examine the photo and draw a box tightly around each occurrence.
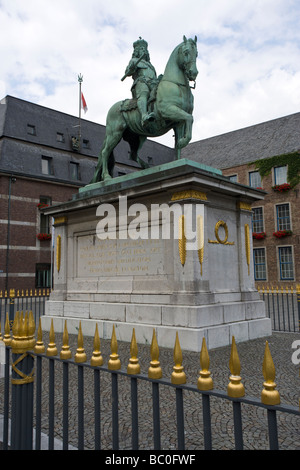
[1,0,300,147]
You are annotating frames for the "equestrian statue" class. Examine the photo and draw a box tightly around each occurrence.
[90,36,198,182]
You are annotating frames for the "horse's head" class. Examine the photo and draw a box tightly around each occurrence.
[179,36,198,84]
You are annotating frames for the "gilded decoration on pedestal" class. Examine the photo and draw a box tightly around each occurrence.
[237,202,252,212]
[56,235,61,273]
[245,224,251,275]
[178,215,186,266]
[208,220,234,245]
[171,190,207,202]
[197,215,204,275]
[53,216,68,226]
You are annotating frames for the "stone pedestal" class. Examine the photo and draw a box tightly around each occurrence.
[43,159,271,351]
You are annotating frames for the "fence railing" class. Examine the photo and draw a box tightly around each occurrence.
[257,285,300,332]
[1,286,299,334]
[0,289,50,330]
[0,313,299,451]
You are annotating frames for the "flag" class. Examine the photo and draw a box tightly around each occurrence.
[81,92,88,113]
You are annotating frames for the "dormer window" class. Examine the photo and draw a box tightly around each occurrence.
[56,132,65,143]
[70,161,79,180]
[27,124,36,135]
[41,156,53,175]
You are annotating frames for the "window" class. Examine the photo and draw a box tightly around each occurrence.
[274,166,287,185]
[229,175,238,182]
[70,161,79,180]
[249,171,262,188]
[253,248,267,281]
[82,139,90,149]
[41,156,52,175]
[276,204,291,231]
[36,263,51,288]
[27,124,36,135]
[39,196,52,233]
[252,207,264,233]
[278,246,294,280]
[57,132,65,142]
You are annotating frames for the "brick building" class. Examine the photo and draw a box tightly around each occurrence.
[183,113,300,287]
[0,95,174,291]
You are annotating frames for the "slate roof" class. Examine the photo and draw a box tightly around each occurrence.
[182,113,300,169]
[0,95,175,184]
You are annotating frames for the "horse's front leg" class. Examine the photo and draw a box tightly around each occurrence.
[162,104,193,150]
[177,113,193,149]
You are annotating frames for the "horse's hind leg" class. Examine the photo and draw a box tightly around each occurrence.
[127,134,149,169]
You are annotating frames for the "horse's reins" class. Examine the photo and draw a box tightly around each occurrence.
[161,78,196,90]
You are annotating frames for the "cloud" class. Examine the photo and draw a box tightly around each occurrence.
[1,0,300,148]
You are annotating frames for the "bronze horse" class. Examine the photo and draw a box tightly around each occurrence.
[91,36,198,182]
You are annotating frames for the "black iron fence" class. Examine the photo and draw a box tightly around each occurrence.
[257,285,300,332]
[0,316,299,451]
[0,289,50,331]
[1,286,299,334]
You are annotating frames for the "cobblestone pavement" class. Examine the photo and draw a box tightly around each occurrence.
[1,331,300,450]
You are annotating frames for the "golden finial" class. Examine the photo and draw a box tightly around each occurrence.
[28,311,36,350]
[261,341,280,405]
[171,332,186,384]
[34,318,45,354]
[227,336,245,398]
[197,337,213,390]
[11,311,32,354]
[127,328,140,375]
[108,325,121,370]
[91,324,103,367]
[75,322,87,363]
[148,329,162,379]
[46,319,58,356]
[60,320,72,360]
[3,313,11,346]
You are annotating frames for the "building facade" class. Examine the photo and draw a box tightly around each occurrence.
[182,113,300,287]
[0,95,174,291]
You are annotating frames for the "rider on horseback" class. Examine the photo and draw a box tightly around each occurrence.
[122,38,158,126]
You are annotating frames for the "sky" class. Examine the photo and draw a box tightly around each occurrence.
[1,0,300,148]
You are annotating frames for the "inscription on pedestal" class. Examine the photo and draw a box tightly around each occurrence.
[77,235,165,277]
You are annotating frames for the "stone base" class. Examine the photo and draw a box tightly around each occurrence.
[43,299,271,351]
[42,159,271,352]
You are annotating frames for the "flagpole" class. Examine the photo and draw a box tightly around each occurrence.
[78,73,83,146]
